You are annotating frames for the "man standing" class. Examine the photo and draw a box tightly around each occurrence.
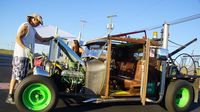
[6,13,53,104]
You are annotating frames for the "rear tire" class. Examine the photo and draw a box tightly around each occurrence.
[15,75,58,112]
[165,80,194,112]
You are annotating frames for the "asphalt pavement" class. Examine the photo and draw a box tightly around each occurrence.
[0,65,200,112]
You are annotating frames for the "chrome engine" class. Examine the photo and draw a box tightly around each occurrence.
[61,70,85,93]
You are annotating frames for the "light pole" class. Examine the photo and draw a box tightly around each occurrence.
[107,15,117,36]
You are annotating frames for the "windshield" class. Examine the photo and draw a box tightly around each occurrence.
[82,43,107,59]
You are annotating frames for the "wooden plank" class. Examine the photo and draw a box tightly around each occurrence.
[104,39,112,98]
[109,37,146,44]
[109,37,160,46]
[150,40,160,46]
[86,37,160,46]
[193,78,200,102]
[140,39,150,105]
[111,30,146,37]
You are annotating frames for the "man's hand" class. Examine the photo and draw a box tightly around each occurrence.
[25,48,31,54]
[25,48,34,59]
[47,36,55,42]
[50,36,55,40]
[44,36,55,42]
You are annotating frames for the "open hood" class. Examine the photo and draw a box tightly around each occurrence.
[55,38,85,67]
[35,25,76,45]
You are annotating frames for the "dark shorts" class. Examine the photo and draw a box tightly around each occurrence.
[11,57,29,80]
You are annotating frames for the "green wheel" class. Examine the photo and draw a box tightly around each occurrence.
[15,75,58,112]
[165,80,194,112]
[22,83,52,111]
[175,88,190,108]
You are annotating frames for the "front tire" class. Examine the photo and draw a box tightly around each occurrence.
[165,80,194,112]
[15,75,58,112]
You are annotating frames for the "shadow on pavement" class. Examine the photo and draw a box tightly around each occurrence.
[0,89,200,112]
[54,98,167,112]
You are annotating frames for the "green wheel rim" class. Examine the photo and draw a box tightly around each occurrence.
[22,83,52,111]
[175,88,190,108]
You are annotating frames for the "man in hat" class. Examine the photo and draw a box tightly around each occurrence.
[6,13,54,104]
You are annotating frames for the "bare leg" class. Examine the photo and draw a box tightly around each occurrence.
[6,79,16,104]
[8,79,17,95]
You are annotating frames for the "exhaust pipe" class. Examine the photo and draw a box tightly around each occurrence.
[83,98,141,104]
[162,23,169,49]
[146,23,169,103]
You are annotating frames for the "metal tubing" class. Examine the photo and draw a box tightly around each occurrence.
[146,61,166,103]
[162,23,169,49]
[111,30,146,37]
[49,40,59,61]
[169,38,197,57]
[33,66,49,77]
[83,98,141,104]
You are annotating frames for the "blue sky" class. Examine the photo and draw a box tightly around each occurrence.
[1,0,200,55]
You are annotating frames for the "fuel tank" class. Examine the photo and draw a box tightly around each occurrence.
[85,59,106,95]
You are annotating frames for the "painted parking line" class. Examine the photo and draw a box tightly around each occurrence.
[0,83,9,89]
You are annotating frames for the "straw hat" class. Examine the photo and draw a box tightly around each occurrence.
[27,13,43,25]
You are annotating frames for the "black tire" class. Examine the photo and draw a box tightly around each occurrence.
[165,80,194,112]
[15,75,58,112]
[26,69,33,77]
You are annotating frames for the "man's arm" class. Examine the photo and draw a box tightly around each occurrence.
[35,32,54,42]
[16,24,28,49]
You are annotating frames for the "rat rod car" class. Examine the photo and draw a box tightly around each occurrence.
[15,24,200,112]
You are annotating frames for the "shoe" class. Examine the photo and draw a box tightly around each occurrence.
[5,95,15,104]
